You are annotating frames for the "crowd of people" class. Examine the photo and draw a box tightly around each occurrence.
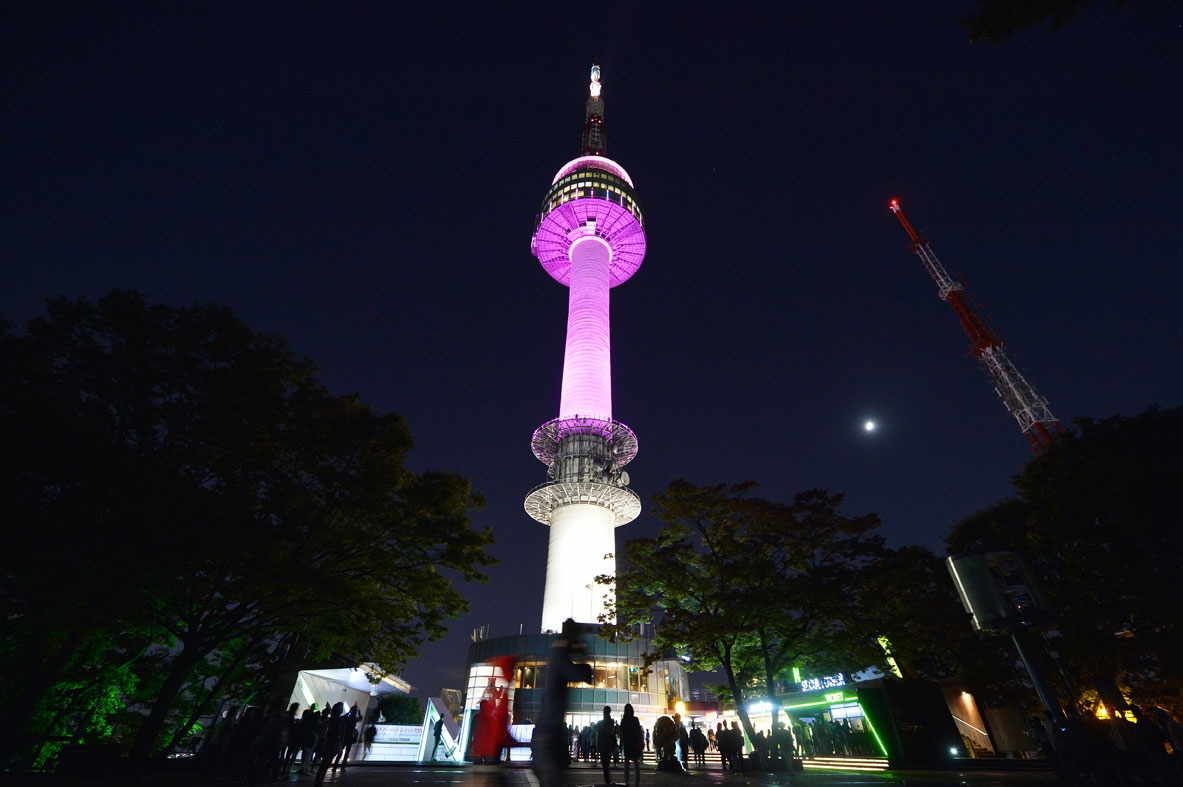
[196,700,372,785]
[559,713,800,776]
[790,717,869,757]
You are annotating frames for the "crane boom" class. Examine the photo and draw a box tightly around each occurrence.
[889,199,1063,454]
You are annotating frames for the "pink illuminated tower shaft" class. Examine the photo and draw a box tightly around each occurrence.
[525,65,647,633]
[560,236,613,420]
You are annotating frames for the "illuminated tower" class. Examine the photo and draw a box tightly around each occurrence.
[890,199,1063,454]
[526,64,646,632]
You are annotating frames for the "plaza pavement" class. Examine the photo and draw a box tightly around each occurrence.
[281,759,1067,787]
[6,758,1068,786]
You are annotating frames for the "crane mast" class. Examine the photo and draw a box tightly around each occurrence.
[889,199,1062,454]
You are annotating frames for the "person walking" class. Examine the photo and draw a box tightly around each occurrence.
[674,714,689,771]
[532,620,594,787]
[690,725,707,767]
[296,709,319,775]
[716,723,730,771]
[729,721,745,773]
[620,704,644,787]
[313,703,345,785]
[596,706,617,786]
[363,722,377,758]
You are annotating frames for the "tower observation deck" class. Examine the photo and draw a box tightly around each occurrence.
[526,64,646,633]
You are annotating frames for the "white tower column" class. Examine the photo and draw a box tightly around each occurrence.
[540,503,616,633]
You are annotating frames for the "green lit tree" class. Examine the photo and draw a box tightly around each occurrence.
[601,481,884,753]
[0,292,496,769]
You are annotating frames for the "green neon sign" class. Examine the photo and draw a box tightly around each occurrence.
[857,702,889,758]
[783,699,831,710]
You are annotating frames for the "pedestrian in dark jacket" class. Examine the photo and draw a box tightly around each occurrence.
[314,703,346,785]
[596,706,616,786]
[296,709,320,774]
[620,703,644,787]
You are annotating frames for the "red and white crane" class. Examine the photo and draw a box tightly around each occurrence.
[890,199,1063,454]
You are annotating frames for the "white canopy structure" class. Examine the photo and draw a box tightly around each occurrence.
[288,664,412,720]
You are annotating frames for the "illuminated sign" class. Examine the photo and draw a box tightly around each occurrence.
[374,724,422,744]
[825,692,845,703]
[799,673,845,693]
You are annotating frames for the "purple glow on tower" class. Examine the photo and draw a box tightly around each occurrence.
[560,236,613,420]
[530,194,646,288]
[526,64,647,632]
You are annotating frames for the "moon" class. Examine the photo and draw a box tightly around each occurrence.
[864,420,876,432]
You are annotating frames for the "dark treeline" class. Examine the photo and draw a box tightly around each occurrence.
[0,291,496,772]
[604,406,1182,771]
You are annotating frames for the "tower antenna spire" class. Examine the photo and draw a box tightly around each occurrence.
[581,62,606,155]
[889,199,1063,454]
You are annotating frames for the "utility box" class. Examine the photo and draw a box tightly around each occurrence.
[946,551,1045,632]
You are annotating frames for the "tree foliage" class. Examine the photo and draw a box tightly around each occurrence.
[946,406,1183,718]
[601,481,887,746]
[960,0,1119,43]
[376,695,425,725]
[0,291,496,769]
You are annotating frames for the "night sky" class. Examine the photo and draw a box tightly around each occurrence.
[5,2,1181,699]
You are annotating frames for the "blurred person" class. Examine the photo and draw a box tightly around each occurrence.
[532,620,594,787]
[674,713,689,770]
[364,721,377,758]
[690,724,707,767]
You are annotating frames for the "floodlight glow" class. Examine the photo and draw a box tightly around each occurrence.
[864,420,876,432]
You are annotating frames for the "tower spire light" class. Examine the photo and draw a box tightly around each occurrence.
[528,65,646,632]
[581,62,607,155]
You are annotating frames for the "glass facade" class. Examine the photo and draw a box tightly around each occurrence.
[463,631,686,728]
[536,167,644,229]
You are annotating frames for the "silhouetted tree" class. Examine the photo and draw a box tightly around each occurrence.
[946,406,1183,719]
[960,0,1121,43]
[601,481,884,749]
[0,292,496,769]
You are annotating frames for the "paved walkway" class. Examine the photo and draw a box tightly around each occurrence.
[286,760,1065,787]
[6,759,1068,786]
